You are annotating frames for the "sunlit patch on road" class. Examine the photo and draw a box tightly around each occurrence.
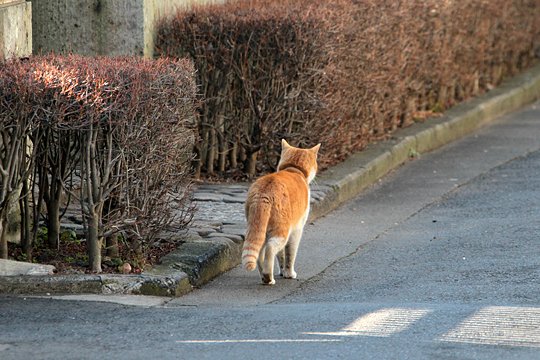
[174,306,540,348]
[440,306,540,348]
[305,308,431,337]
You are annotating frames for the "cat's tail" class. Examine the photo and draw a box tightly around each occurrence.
[242,199,271,271]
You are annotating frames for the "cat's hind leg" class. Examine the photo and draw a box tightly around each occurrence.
[282,228,303,279]
[260,235,287,285]
[276,249,285,277]
[256,245,266,276]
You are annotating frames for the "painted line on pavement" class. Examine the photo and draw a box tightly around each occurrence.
[176,339,342,344]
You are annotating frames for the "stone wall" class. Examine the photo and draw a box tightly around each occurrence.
[0,0,32,60]
[32,0,224,58]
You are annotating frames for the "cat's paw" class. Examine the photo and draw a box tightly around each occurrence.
[261,273,276,285]
[282,269,297,279]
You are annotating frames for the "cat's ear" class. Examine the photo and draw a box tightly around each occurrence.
[311,143,321,154]
[281,139,291,149]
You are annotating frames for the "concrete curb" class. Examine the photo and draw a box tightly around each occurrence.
[0,272,192,297]
[1,63,539,297]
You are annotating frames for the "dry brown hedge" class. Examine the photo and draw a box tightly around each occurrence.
[157,0,540,178]
[0,55,197,272]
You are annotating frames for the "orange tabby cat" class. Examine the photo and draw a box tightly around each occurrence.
[242,139,321,285]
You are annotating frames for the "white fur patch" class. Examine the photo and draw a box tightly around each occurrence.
[307,170,316,183]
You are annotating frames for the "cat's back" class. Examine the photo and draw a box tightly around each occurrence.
[247,169,308,209]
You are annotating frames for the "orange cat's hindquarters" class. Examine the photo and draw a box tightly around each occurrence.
[242,198,271,271]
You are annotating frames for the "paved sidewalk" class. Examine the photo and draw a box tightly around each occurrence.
[1,63,540,297]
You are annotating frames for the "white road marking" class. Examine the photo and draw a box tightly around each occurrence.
[440,306,540,347]
[176,339,342,344]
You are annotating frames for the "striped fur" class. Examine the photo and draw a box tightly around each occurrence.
[242,139,320,285]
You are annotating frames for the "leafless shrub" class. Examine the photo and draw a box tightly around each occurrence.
[0,61,38,258]
[0,55,197,272]
[157,0,540,178]
[157,0,329,178]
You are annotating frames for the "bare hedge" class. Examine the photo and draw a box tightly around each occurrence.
[157,0,540,178]
[0,55,197,272]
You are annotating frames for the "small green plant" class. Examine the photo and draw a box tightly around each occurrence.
[60,230,78,242]
[431,102,444,114]
[16,253,29,262]
[72,254,88,267]
[36,226,48,247]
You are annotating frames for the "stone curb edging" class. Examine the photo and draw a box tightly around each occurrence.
[0,272,191,297]
[1,63,539,297]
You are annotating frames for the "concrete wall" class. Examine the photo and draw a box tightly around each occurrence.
[32,0,224,58]
[0,0,32,60]
[32,0,144,56]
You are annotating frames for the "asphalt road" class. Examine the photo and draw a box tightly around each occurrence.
[1,102,540,359]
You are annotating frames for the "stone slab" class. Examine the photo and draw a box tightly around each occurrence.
[0,259,55,276]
